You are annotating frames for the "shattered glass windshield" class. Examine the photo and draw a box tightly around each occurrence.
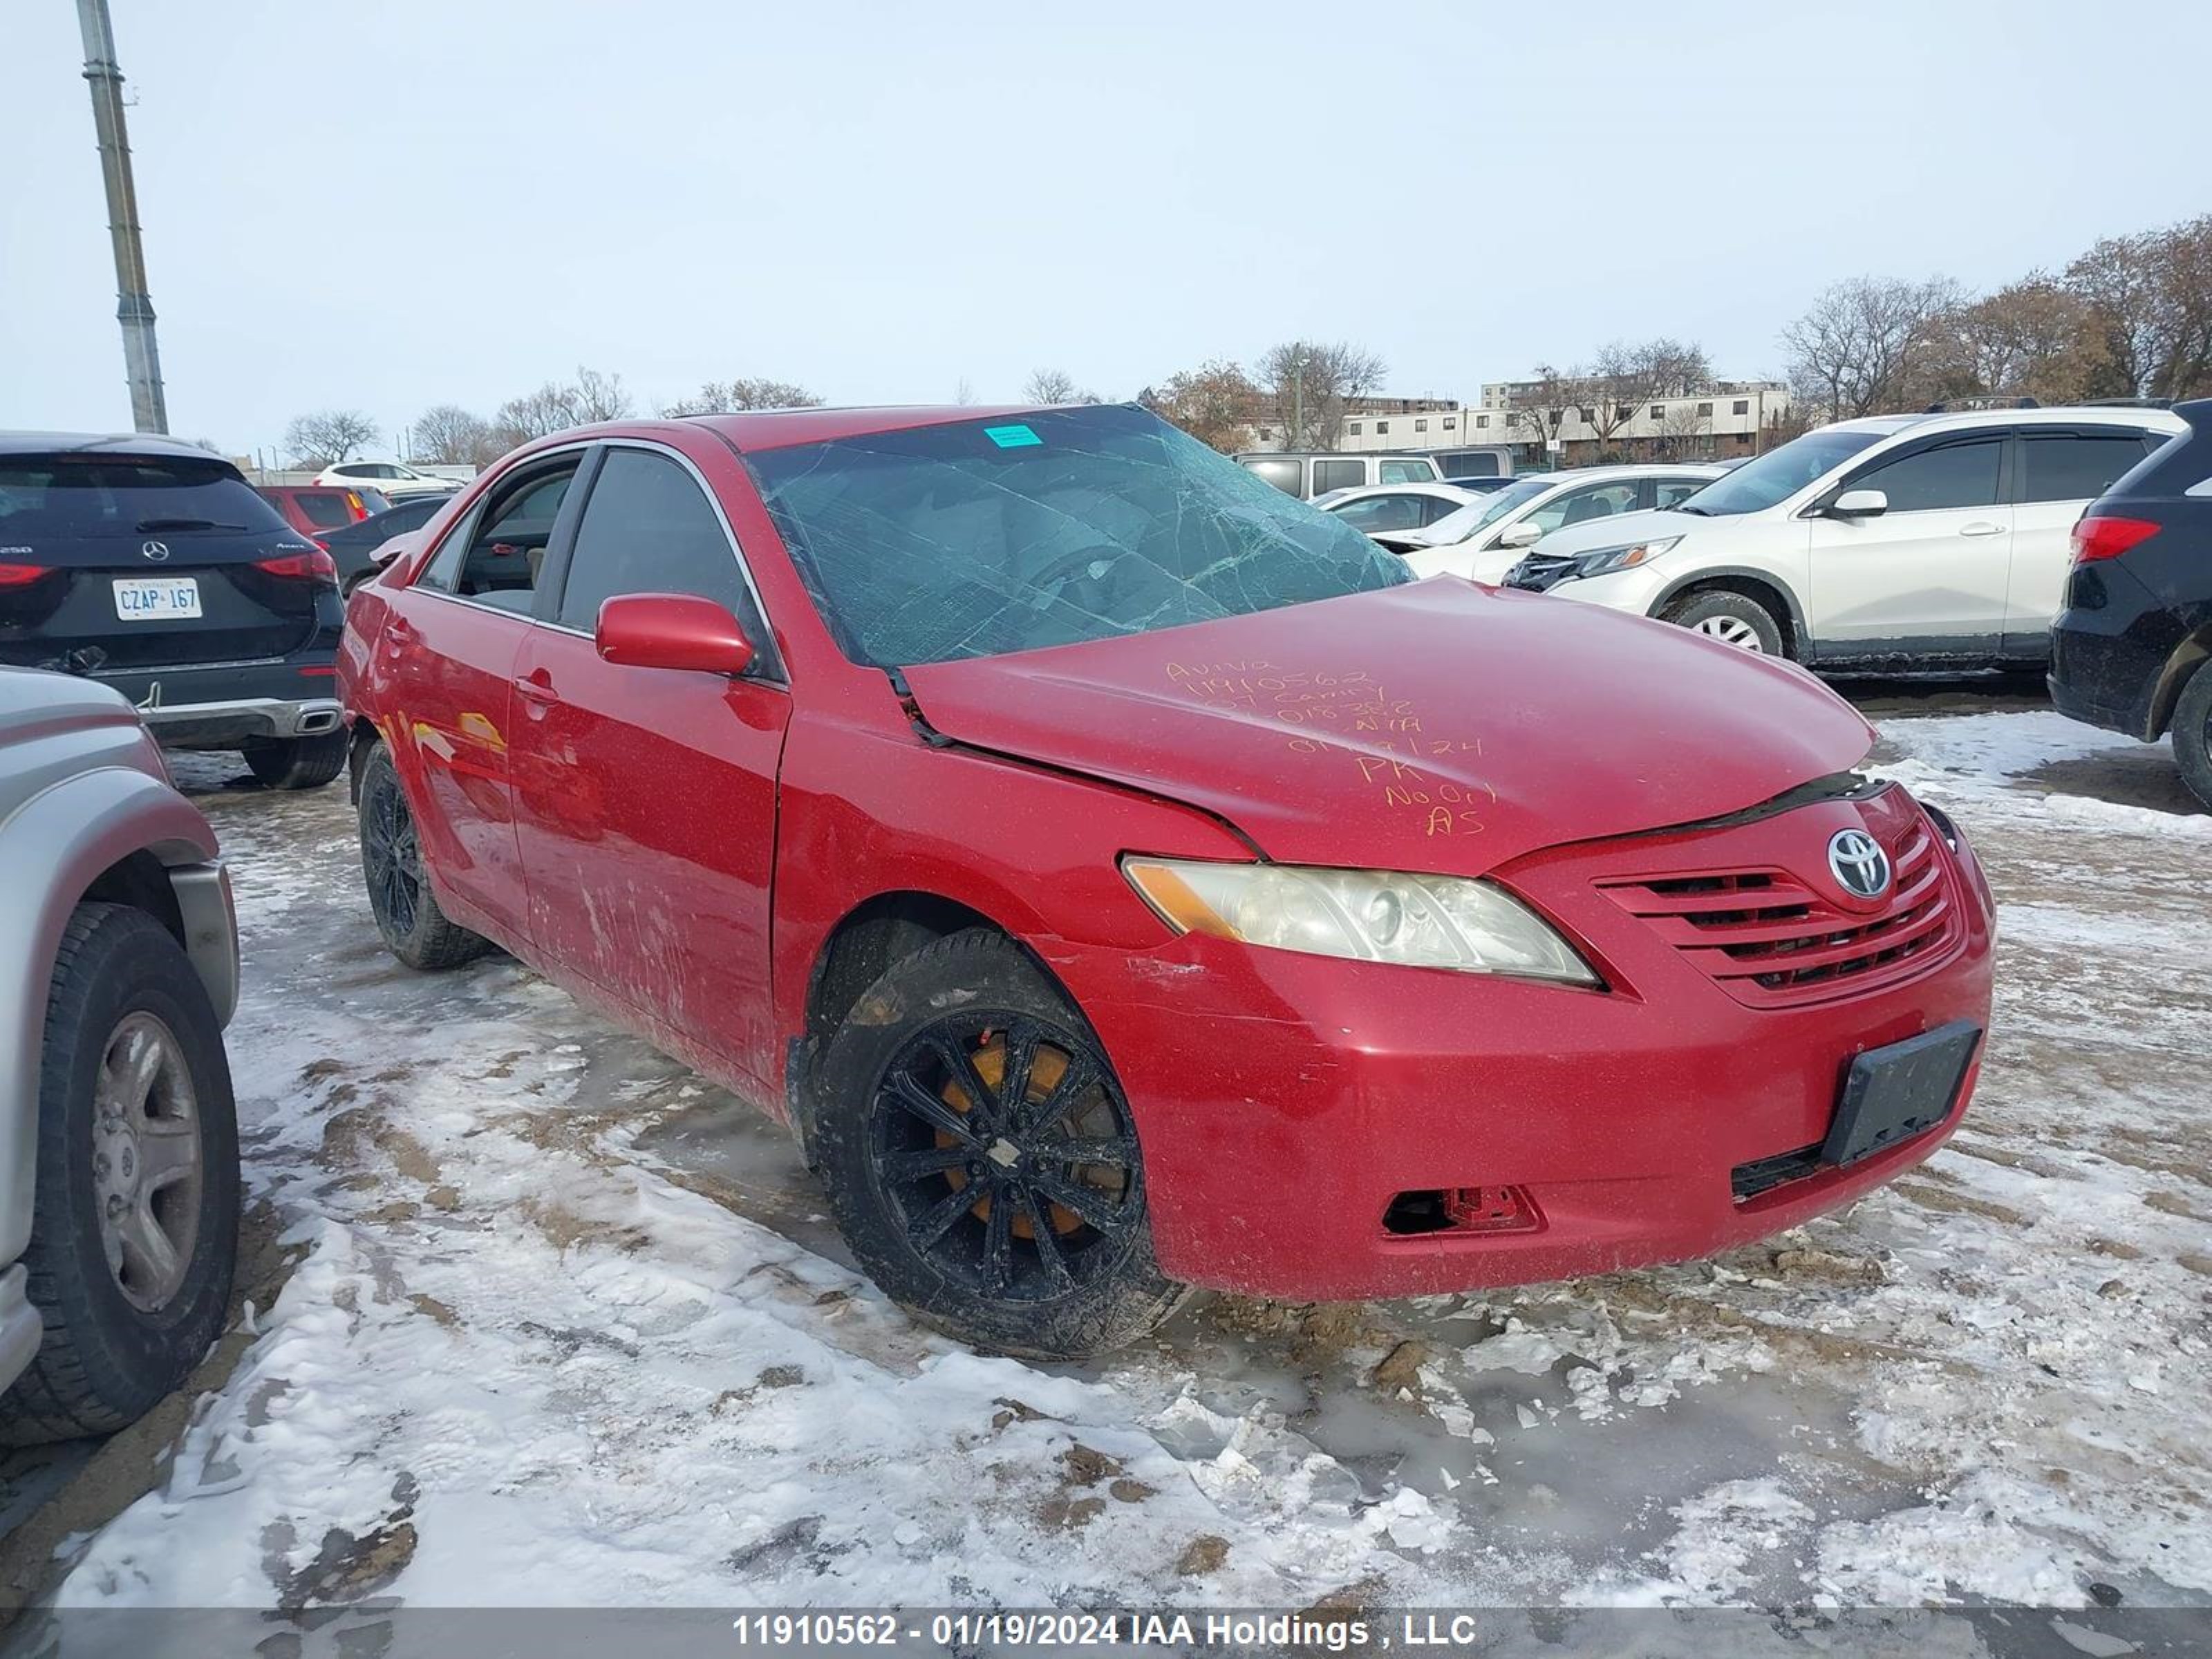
[745,404,1409,666]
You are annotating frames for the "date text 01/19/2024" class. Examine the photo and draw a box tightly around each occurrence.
[722,1611,1490,1651]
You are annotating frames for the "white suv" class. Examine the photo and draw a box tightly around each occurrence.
[1506,405,2182,664]
[313,460,460,501]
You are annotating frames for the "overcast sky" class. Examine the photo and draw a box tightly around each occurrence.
[5,0,2209,458]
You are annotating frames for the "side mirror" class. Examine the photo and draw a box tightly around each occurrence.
[1830,488,1888,518]
[595,592,756,675]
[1498,521,1545,550]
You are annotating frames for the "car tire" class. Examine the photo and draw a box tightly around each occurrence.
[357,744,493,971]
[243,731,348,791]
[814,930,1185,1360]
[1,904,240,1445]
[2173,666,2212,812]
[1660,589,1786,655]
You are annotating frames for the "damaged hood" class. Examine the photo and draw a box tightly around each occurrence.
[901,579,1875,876]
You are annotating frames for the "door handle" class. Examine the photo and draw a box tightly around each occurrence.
[513,669,559,704]
[1958,521,2006,537]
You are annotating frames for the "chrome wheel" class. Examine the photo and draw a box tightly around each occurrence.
[1694,615,1765,651]
[91,1012,204,1313]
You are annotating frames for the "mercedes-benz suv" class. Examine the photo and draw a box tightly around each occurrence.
[1,433,348,788]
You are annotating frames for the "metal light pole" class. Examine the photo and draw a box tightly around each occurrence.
[77,0,168,433]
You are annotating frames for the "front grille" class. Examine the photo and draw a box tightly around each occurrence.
[1598,821,1959,1009]
[1503,552,1575,591]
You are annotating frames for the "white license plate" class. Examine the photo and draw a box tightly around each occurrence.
[112,577,203,621]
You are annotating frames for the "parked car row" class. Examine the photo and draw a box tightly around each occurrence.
[1506,402,2180,668]
[1327,465,1726,582]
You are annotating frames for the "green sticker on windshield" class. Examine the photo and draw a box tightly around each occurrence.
[984,423,1042,449]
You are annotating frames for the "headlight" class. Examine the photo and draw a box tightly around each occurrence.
[1566,535,1681,580]
[1121,858,1598,985]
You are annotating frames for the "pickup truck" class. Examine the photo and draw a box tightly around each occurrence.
[0,666,241,1441]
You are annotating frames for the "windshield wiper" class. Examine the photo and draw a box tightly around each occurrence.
[135,516,247,532]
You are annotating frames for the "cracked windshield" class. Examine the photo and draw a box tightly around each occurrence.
[749,404,1406,666]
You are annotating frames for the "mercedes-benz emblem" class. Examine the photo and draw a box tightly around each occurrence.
[1827,829,1892,900]
[140,540,171,563]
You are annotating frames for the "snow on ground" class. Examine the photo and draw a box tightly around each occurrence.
[31,709,2212,1621]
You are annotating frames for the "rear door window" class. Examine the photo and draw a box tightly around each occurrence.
[2018,432,2157,504]
[1378,459,1434,485]
[554,449,760,636]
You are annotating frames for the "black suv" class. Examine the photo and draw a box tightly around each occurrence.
[0,432,348,788]
[2050,397,2212,809]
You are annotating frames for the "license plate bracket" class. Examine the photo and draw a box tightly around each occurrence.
[1822,1020,1981,1168]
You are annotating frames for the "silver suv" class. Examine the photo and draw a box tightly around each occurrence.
[0,666,241,1441]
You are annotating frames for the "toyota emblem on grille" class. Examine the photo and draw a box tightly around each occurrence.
[1827,829,1891,900]
[140,540,171,563]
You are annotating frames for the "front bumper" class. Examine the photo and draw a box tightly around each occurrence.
[1530,563,1671,615]
[92,659,344,750]
[1060,789,1996,1300]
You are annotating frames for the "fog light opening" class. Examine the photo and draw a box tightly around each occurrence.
[1382,1185,1541,1237]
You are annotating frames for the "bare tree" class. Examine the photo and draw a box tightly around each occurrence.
[569,365,633,424]
[492,384,579,446]
[953,377,975,406]
[1139,359,1259,453]
[1022,368,1098,405]
[659,377,825,415]
[1925,279,2118,405]
[1779,276,1964,419]
[1654,401,1712,460]
[284,409,380,467]
[410,404,501,467]
[1502,364,1580,466]
[1257,340,1386,450]
[1580,343,1647,453]
[2065,216,2212,399]
[1632,337,1714,398]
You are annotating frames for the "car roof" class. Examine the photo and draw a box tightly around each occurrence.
[1821,404,2186,440]
[672,404,1067,453]
[1526,462,1725,482]
[1322,481,1485,501]
[1228,449,1439,463]
[0,429,242,468]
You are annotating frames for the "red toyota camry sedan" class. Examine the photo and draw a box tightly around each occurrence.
[337,403,1996,1357]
